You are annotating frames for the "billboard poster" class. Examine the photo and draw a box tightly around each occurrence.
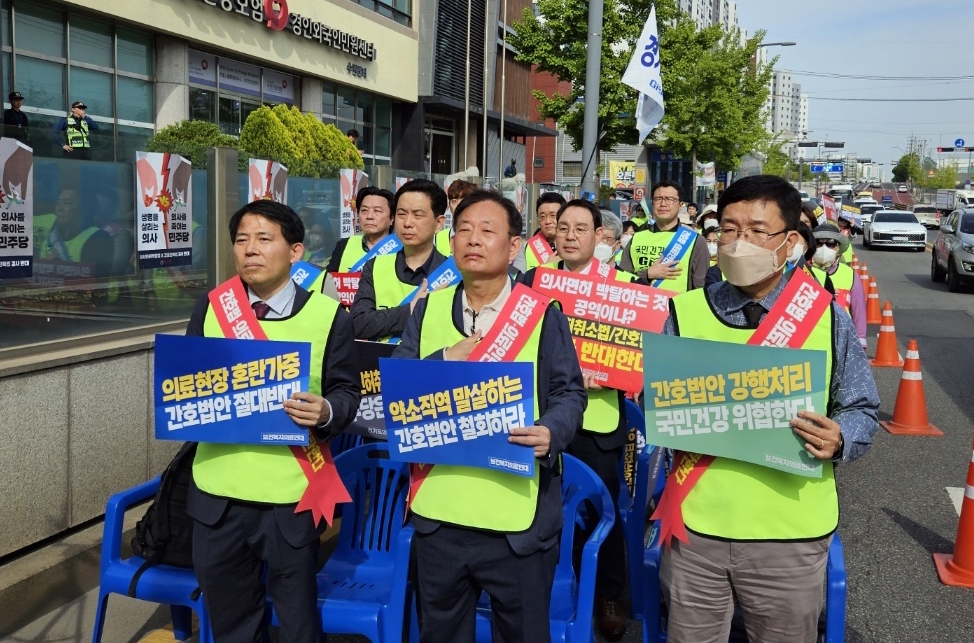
[0,139,33,278]
[248,159,288,203]
[339,169,369,238]
[135,151,192,270]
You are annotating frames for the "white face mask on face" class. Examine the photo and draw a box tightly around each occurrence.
[707,241,718,258]
[620,233,633,248]
[788,242,805,264]
[717,237,789,287]
[593,242,615,262]
[813,245,837,268]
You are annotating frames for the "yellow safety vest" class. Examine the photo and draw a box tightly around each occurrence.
[625,228,696,293]
[337,235,368,272]
[152,222,202,311]
[524,237,556,271]
[669,286,839,540]
[840,243,854,264]
[435,228,452,257]
[812,264,854,314]
[193,292,338,503]
[33,213,98,262]
[410,284,544,532]
[66,118,91,148]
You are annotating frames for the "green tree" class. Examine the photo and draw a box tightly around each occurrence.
[892,153,921,184]
[145,120,238,169]
[924,161,958,190]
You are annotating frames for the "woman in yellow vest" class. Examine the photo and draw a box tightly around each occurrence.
[658,176,879,643]
[393,190,586,643]
[185,199,360,642]
[325,186,395,272]
[811,223,868,350]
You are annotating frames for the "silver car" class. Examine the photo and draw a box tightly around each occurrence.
[931,209,974,292]
[862,210,926,251]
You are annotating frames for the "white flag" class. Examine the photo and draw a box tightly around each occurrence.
[622,7,665,142]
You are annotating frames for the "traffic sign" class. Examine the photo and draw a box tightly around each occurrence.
[955,138,965,147]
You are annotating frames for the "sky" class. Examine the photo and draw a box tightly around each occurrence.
[734,0,974,176]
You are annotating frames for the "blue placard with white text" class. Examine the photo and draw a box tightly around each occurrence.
[379,358,536,476]
[153,334,312,445]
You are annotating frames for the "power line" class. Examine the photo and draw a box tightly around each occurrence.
[785,69,974,81]
[808,96,974,102]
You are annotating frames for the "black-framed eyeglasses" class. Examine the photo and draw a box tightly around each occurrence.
[716,228,787,243]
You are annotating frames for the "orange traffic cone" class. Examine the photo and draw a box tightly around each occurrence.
[859,264,869,292]
[866,277,882,325]
[881,340,943,436]
[851,255,860,271]
[859,262,868,279]
[870,301,904,367]
[933,436,974,588]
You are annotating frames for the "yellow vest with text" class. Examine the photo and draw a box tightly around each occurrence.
[192,293,337,503]
[670,286,838,540]
[410,285,544,532]
[66,118,91,148]
[626,228,696,293]
[33,213,98,262]
[435,228,452,257]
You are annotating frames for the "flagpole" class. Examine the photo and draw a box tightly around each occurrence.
[579,0,604,197]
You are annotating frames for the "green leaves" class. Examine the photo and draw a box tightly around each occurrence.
[145,120,237,169]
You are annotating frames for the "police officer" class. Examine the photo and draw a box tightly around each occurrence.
[52,101,98,160]
[349,179,446,341]
[2,91,29,144]
[520,198,635,640]
[394,190,586,643]
[185,199,360,642]
[620,179,709,292]
[659,175,879,643]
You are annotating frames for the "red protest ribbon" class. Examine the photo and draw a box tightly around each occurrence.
[208,275,351,527]
[408,283,551,506]
[527,232,554,265]
[651,270,831,547]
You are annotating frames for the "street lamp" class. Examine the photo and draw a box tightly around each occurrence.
[759,42,797,47]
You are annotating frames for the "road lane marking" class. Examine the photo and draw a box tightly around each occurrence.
[947,487,963,516]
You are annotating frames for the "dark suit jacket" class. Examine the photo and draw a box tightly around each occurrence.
[393,281,586,555]
[184,285,361,547]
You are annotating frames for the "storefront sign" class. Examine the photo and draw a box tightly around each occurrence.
[198,0,377,62]
[188,50,217,87]
[219,58,262,98]
[135,151,193,270]
[0,139,33,279]
[263,69,294,103]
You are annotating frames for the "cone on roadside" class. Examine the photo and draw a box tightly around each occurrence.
[851,256,860,271]
[859,262,868,279]
[881,340,943,436]
[933,436,974,588]
[870,301,904,367]
[866,277,882,325]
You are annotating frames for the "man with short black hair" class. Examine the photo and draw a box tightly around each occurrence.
[185,199,360,642]
[325,185,395,273]
[524,192,566,270]
[350,178,447,340]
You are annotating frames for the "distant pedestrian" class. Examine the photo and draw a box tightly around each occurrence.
[3,92,30,145]
[503,158,517,178]
[52,101,98,160]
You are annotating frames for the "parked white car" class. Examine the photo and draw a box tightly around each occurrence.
[910,204,940,229]
[863,210,927,251]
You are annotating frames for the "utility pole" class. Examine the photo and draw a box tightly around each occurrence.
[579,0,604,197]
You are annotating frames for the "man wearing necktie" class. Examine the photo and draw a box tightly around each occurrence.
[657,175,879,643]
[183,200,360,642]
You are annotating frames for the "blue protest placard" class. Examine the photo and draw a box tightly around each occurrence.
[379,358,536,476]
[154,334,312,445]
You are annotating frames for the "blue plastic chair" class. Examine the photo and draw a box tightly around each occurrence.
[642,526,847,643]
[91,476,213,643]
[472,454,616,643]
[272,445,413,643]
[329,431,364,457]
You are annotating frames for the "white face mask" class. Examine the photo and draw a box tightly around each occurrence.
[707,241,718,258]
[717,237,788,287]
[813,245,837,267]
[593,242,615,262]
[788,243,805,264]
[620,233,633,248]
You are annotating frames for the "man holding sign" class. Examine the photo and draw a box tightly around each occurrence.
[350,179,447,341]
[394,190,585,643]
[655,176,879,643]
[184,200,360,642]
[521,198,635,639]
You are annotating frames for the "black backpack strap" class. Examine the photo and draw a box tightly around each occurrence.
[127,549,164,597]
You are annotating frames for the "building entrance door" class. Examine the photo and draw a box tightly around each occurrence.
[425,119,456,176]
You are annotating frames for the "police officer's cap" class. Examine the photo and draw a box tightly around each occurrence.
[71,101,87,109]
[8,92,24,101]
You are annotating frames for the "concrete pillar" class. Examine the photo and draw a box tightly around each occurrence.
[206,147,240,286]
[300,76,322,118]
[154,38,189,131]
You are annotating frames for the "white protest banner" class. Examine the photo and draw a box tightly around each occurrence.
[622,6,665,142]
[135,151,193,269]
[339,169,369,238]
[248,159,288,203]
[0,139,33,278]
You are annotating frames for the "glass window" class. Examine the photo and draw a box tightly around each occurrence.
[357,93,372,124]
[189,88,215,122]
[395,13,409,26]
[321,83,336,116]
[337,88,355,121]
[116,28,152,76]
[321,114,335,127]
[69,66,112,116]
[116,123,152,162]
[69,16,112,68]
[241,99,261,129]
[375,127,391,157]
[358,0,377,10]
[15,3,65,58]
[2,0,10,48]
[15,55,64,111]
[2,52,10,100]
[336,119,355,140]
[394,0,410,13]
[378,4,394,20]
[375,98,391,129]
[218,95,241,136]
[117,76,152,123]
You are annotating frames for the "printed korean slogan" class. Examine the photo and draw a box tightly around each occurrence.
[642,333,828,477]
[532,266,671,392]
[330,272,361,307]
[380,358,536,477]
[248,159,288,203]
[154,334,311,445]
[0,138,33,278]
[347,340,397,439]
[290,261,323,290]
[339,169,368,238]
[135,151,193,269]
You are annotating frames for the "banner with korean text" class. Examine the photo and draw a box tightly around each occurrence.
[532,267,671,392]
[348,341,397,439]
[339,169,369,238]
[136,151,193,269]
[380,359,536,477]
[642,333,827,477]
[0,139,33,278]
[248,159,288,203]
[153,334,311,445]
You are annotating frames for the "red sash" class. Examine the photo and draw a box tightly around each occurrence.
[408,283,551,505]
[207,276,351,527]
[527,232,554,265]
[651,269,831,547]
[585,256,617,281]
